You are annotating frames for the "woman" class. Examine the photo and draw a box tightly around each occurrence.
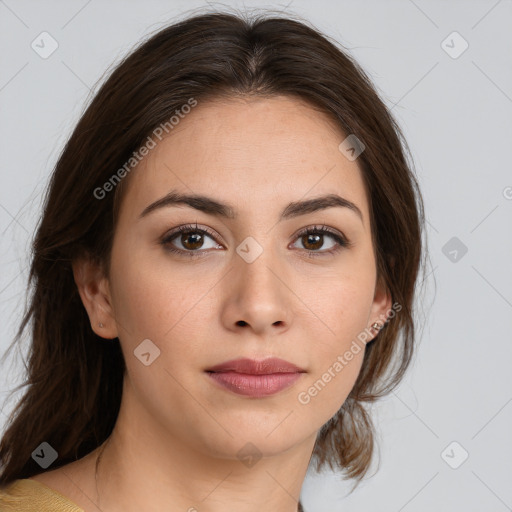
[0,9,427,511]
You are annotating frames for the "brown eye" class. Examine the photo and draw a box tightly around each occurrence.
[291,225,351,257]
[161,223,350,259]
[180,231,205,250]
[161,224,222,257]
[301,233,324,251]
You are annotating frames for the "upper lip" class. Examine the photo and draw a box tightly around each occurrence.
[206,357,306,375]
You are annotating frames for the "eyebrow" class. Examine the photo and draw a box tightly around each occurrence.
[139,191,363,222]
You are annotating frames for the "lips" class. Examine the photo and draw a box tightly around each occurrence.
[205,357,306,397]
[206,357,305,374]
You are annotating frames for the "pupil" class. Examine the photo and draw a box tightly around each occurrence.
[183,232,202,249]
[305,233,322,250]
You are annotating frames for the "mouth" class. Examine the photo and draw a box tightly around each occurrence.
[205,357,306,398]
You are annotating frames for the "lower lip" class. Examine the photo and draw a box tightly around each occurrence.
[206,371,303,397]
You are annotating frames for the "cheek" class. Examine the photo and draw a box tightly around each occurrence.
[294,271,373,415]
[109,245,212,343]
[308,266,375,348]
[295,306,367,424]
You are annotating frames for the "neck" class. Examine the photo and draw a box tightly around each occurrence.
[94,382,316,511]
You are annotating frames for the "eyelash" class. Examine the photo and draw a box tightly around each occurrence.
[160,223,352,259]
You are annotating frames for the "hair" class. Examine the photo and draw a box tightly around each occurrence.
[0,7,429,502]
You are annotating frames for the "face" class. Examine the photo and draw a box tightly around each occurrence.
[91,95,391,460]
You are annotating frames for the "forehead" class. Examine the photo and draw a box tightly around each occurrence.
[119,95,370,226]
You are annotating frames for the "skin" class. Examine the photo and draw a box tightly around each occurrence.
[31,95,391,512]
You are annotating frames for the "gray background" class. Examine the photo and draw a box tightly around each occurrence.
[1,0,511,510]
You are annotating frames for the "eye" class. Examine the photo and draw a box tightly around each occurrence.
[161,223,222,258]
[160,223,352,259]
[290,224,351,257]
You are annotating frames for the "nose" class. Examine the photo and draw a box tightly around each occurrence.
[220,248,292,337]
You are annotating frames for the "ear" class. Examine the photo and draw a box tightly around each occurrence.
[72,257,119,340]
[367,274,393,341]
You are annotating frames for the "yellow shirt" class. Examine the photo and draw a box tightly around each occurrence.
[0,478,83,511]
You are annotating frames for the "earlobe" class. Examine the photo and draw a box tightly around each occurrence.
[368,275,393,340]
[72,258,119,339]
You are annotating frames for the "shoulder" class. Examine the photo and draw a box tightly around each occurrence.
[0,478,84,511]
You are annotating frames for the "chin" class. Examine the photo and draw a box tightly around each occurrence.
[195,422,308,461]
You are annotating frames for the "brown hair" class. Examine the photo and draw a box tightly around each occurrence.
[0,8,428,499]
